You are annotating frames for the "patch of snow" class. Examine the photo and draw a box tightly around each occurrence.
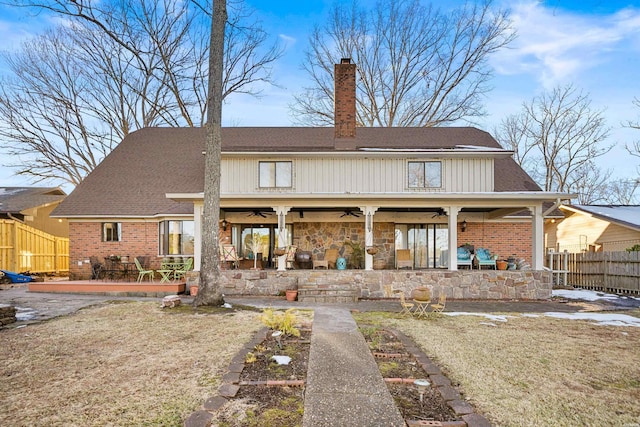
[552,289,623,301]
[543,312,640,327]
[479,322,497,327]
[222,303,232,308]
[272,355,291,365]
[445,312,510,322]
[445,310,640,327]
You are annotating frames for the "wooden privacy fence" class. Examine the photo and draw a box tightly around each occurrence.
[0,219,69,274]
[552,250,640,295]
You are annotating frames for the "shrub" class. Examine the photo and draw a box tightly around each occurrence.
[259,308,300,337]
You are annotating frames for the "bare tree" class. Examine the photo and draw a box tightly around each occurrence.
[603,178,640,204]
[0,28,115,185]
[565,162,612,204]
[292,0,514,127]
[195,0,226,307]
[496,84,612,194]
[1,0,282,185]
[625,97,640,175]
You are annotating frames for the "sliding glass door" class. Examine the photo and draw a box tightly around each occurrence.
[395,224,449,269]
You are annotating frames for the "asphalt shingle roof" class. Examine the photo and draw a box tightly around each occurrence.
[52,127,541,217]
[0,187,66,214]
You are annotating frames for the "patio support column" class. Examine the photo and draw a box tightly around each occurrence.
[443,206,461,271]
[194,202,204,271]
[359,206,378,270]
[274,206,291,271]
[529,204,544,270]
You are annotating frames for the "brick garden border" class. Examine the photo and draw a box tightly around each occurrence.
[184,326,493,427]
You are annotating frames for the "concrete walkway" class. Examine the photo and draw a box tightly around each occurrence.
[302,307,405,426]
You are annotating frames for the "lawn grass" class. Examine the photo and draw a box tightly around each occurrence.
[0,301,261,426]
[353,311,640,427]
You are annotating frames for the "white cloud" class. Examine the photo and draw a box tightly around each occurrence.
[279,33,296,45]
[492,2,640,87]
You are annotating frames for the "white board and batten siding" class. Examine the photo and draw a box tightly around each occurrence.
[221,156,494,194]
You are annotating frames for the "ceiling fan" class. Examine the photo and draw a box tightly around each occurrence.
[247,210,272,218]
[340,209,360,218]
[431,208,446,218]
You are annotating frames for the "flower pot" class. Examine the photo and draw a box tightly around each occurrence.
[412,287,431,302]
[285,290,298,301]
[189,285,199,296]
[366,247,379,255]
[274,247,286,256]
[496,261,508,270]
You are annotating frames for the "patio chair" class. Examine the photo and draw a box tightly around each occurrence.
[313,248,339,269]
[89,256,104,280]
[134,257,154,282]
[429,293,447,316]
[397,291,415,317]
[396,249,413,269]
[475,248,496,269]
[173,257,193,281]
[285,245,297,269]
[221,244,239,269]
[457,247,474,269]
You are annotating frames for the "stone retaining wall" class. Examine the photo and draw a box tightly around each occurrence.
[0,304,17,326]
[213,269,552,300]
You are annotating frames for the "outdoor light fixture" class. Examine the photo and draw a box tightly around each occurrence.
[414,379,431,403]
[272,330,283,349]
[221,219,228,231]
[461,220,467,232]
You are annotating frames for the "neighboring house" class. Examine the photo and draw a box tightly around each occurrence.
[52,59,571,287]
[0,187,68,237]
[547,204,640,252]
[0,187,69,274]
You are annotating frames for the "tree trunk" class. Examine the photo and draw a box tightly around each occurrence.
[194,0,227,307]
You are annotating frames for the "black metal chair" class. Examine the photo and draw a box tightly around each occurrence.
[89,256,104,280]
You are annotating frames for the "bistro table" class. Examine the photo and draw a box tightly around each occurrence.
[412,299,431,319]
[158,260,186,283]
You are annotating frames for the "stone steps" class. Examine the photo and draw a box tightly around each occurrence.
[298,283,359,303]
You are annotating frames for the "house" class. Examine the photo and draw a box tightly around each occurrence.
[546,204,640,252]
[0,187,68,237]
[51,59,571,299]
[0,187,69,274]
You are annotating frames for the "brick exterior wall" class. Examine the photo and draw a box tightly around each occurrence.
[69,222,161,279]
[458,221,532,262]
[68,220,533,279]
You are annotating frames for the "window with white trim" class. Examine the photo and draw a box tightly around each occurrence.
[408,161,442,188]
[102,222,121,242]
[259,161,292,188]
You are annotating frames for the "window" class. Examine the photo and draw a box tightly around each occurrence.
[408,161,442,188]
[102,222,121,242]
[259,161,292,188]
[159,221,194,255]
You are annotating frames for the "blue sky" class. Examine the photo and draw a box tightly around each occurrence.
[1,0,639,189]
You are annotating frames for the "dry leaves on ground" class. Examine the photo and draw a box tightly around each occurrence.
[0,301,261,426]
[354,312,640,427]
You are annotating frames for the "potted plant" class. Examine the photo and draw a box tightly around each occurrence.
[344,240,364,269]
[285,283,298,301]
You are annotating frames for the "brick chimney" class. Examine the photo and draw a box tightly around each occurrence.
[334,58,356,139]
